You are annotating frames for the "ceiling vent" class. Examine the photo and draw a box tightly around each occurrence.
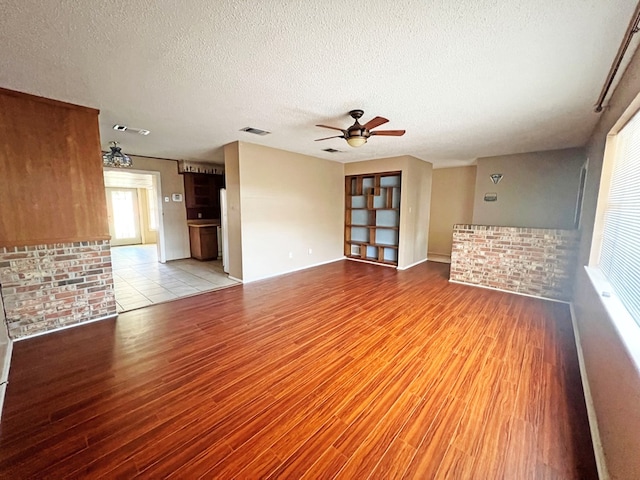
[322,148,341,153]
[113,124,151,135]
[240,127,271,136]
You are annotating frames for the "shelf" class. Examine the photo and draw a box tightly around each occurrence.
[346,255,398,266]
[347,241,398,249]
[346,224,399,230]
[345,171,401,267]
[346,207,399,211]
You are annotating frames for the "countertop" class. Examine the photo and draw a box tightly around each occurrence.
[188,220,220,228]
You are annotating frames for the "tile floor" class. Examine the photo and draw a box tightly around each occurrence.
[111,244,239,312]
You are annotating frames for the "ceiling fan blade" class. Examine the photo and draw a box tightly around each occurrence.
[315,135,345,141]
[370,129,406,136]
[362,116,389,130]
[316,124,345,132]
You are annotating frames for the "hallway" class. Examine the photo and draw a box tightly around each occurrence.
[111,245,238,312]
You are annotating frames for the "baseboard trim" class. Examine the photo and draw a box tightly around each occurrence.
[243,257,347,283]
[426,254,452,264]
[569,303,609,480]
[448,279,570,304]
[397,257,429,271]
[12,313,118,343]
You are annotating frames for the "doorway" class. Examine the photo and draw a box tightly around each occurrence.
[106,187,142,246]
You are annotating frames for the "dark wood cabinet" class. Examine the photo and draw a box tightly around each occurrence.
[189,225,218,260]
[183,173,224,220]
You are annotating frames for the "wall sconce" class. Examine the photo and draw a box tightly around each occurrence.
[490,173,503,184]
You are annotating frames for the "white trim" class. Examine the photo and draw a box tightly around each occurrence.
[569,302,609,480]
[397,257,429,270]
[426,254,451,264]
[0,339,12,421]
[242,257,347,283]
[584,267,640,376]
[448,279,570,304]
[12,313,118,342]
[227,276,244,284]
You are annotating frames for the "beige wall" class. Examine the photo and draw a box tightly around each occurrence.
[345,155,433,269]
[227,142,344,282]
[472,148,585,229]
[128,156,190,261]
[428,166,476,259]
[572,46,640,479]
[223,142,243,280]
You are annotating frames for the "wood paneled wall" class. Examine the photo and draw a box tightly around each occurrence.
[0,88,108,247]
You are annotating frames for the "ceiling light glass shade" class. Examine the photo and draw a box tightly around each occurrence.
[102,141,133,168]
[346,136,367,148]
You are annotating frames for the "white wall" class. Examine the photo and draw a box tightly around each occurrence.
[126,156,190,261]
[345,155,433,269]
[572,46,640,479]
[227,142,344,282]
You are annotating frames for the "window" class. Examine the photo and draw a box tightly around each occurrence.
[598,109,640,326]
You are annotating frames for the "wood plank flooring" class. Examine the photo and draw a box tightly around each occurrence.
[0,260,597,479]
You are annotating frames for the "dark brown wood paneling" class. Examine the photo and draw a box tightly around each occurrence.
[0,261,597,478]
[0,88,108,247]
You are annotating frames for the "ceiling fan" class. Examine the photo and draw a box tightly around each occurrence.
[315,109,406,148]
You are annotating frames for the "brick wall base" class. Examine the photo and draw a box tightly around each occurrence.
[0,240,117,339]
[450,225,580,301]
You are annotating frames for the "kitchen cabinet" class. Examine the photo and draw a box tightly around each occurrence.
[189,224,218,260]
[183,173,224,220]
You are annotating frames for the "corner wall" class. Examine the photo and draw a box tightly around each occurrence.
[225,142,344,283]
[428,166,476,260]
[223,142,244,280]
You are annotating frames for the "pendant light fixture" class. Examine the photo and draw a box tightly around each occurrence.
[102,141,133,168]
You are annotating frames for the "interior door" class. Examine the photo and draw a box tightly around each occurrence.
[106,188,142,246]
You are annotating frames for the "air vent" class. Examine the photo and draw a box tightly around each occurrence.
[113,124,151,135]
[240,127,271,136]
[323,148,341,153]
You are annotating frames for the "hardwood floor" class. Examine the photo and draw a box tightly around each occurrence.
[0,260,597,479]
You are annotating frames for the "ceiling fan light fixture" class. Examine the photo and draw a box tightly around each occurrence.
[346,136,367,148]
[102,141,133,168]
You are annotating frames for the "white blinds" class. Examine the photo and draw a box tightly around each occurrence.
[600,111,640,326]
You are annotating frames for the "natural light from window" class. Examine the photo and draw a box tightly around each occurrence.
[597,109,640,327]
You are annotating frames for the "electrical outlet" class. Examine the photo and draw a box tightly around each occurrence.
[308,248,312,255]
[198,212,202,218]
[289,252,293,259]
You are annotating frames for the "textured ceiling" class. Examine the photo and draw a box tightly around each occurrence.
[0,0,638,168]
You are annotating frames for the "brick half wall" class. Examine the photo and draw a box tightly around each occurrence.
[450,225,580,301]
[0,240,117,339]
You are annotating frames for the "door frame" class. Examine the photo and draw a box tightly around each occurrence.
[103,168,167,263]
